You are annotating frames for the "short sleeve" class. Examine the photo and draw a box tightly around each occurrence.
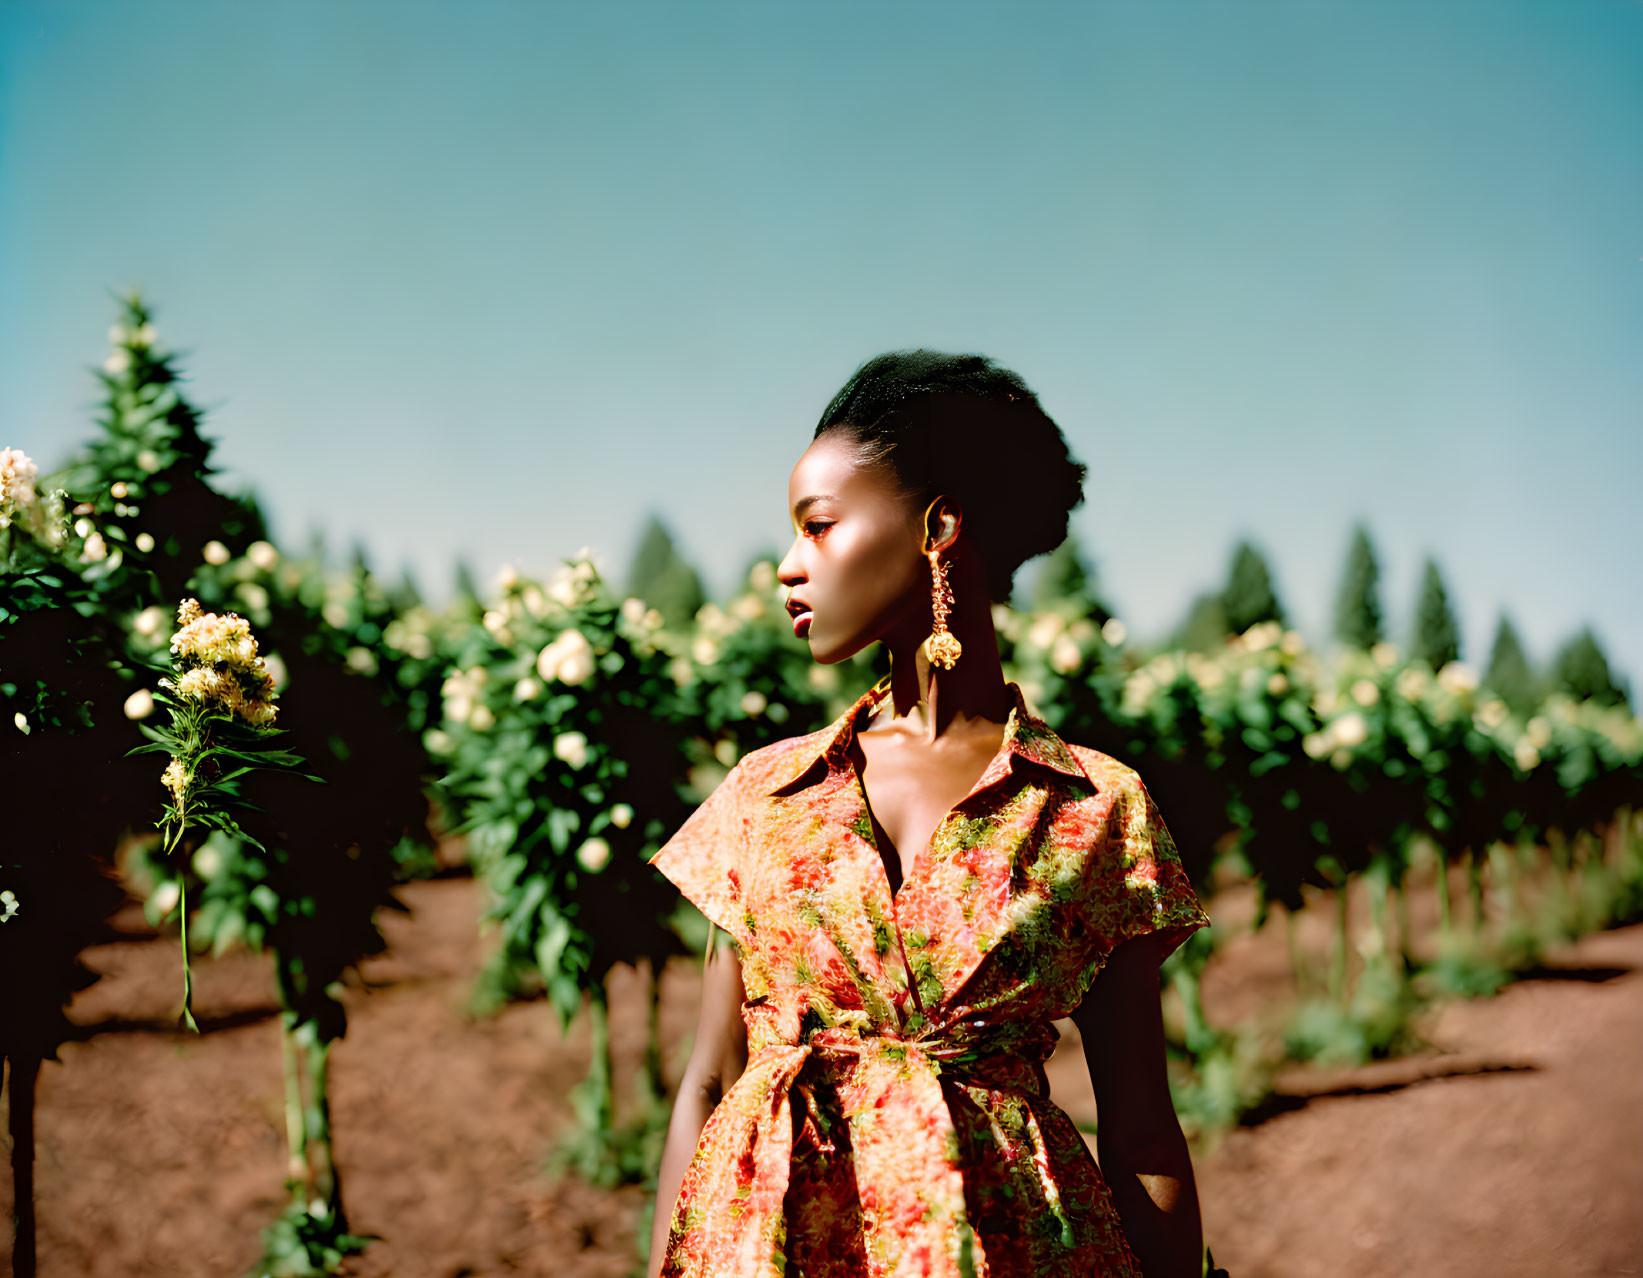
[648,762,750,944]
[1102,773,1212,964]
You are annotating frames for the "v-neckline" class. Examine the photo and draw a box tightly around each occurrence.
[842,687,1009,919]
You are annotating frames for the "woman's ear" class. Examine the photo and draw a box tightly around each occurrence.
[921,496,962,554]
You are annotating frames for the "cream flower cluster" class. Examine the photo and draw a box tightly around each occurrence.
[167,598,278,726]
[536,628,595,686]
[0,447,68,548]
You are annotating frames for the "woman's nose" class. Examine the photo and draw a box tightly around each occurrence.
[776,539,804,587]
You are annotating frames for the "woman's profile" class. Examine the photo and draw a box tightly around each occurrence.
[647,350,1212,1278]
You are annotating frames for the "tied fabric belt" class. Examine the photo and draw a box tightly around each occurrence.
[663,1008,1072,1278]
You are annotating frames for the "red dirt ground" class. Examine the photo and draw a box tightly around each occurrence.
[3,865,1639,1278]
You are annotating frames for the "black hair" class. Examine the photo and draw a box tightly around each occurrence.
[814,349,1088,601]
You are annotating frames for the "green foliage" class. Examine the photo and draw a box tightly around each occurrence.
[1484,613,1538,716]
[1550,625,1628,707]
[1409,557,1461,670]
[430,553,699,1024]
[1332,522,1383,650]
[250,1202,376,1278]
[1221,538,1285,635]
[624,513,706,631]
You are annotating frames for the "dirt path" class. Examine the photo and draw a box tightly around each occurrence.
[3,875,1639,1277]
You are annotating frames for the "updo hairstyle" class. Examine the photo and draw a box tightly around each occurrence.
[814,349,1088,602]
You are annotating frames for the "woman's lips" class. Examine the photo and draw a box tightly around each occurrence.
[792,611,813,639]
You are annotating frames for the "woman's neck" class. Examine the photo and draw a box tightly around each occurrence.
[876,593,1011,742]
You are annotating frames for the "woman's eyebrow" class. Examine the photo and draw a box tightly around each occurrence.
[793,495,832,516]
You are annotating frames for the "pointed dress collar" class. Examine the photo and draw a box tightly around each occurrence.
[763,678,1090,797]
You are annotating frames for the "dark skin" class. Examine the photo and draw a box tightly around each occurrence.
[649,431,1203,1278]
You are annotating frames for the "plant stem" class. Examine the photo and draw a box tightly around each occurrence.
[1433,839,1452,938]
[1330,876,1350,1004]
[280,1015,309,1190]
[1284,904,1307,999]
[1168,950,1217,1060]
[305,1032,344,1226]
[177,873,198,1033]
[1466,847,1487,937]
[641,962,664,1105]
[589,987,614,1144]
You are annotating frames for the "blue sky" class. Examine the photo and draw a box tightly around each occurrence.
[3,1,1639,682]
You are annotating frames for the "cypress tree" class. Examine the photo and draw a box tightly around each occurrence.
[1484,613,1538,715]
[1549,626,1629,706]
[1409,557,1461,669]
[1176,590,1231,653]
[451,557,484,623]
[57,290,268,611]
[1332,522,1383,650]
[1031,533,1113,624]
[624,514,706,631]
[387,567,424,615]
[1221,538,1285,635]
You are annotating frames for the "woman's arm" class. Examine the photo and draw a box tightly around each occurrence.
[1073,930,1204,1278]
[647,940,749,1278]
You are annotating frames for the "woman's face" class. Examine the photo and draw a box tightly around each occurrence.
[777,432,927,664]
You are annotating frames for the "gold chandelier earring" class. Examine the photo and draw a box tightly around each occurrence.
[921,499,962,670]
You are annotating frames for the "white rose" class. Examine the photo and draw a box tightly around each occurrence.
[553,731,590,769]
[1437,662,1479,696]
[202,540,230,566]
[608,803,634,830]
[152,881,181,917]
[1332,711,1369,749]
[136,449,162,473]
[246,540,279,571]
[513,676,541,701]
[1050,633,1082,675]
[123,688,155,720]
[1266,672,1289,697]
[193,843,223,880]
[576,837,611,873]
[104,349,131,375]
[557,644,595,686]
[134,532,155,553]
[621,597,648,625]
[740,690,768,717]
[468,704,496,731]
[1351,679,1381,707]
[1027,613,1063,650]
[133,605,166,638]
[80,532,108,562]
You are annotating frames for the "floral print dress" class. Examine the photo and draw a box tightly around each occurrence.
[649,680,1210,1278]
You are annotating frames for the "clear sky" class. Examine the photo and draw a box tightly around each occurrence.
[3,1,1639,683]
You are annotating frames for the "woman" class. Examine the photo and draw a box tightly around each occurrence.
[647,351,1212,1278]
